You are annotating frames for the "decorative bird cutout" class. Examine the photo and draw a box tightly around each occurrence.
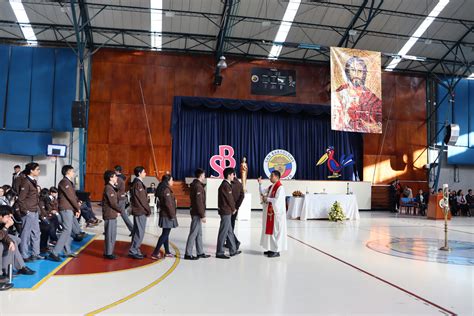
[316,146,355,178]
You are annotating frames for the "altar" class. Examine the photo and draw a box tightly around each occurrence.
[287,194,360,220]
[198,178,372,210]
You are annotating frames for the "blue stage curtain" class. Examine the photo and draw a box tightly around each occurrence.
[0,44,76,156]
[171,97,363,181]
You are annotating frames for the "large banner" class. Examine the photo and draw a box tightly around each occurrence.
[330,47,382,134]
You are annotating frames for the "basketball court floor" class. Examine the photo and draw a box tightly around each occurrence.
[1,209,473,315]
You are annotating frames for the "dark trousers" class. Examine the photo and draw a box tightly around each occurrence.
[39,220,56,251]
[153,228,171,255]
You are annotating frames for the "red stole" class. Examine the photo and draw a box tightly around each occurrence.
[265,181,282,235]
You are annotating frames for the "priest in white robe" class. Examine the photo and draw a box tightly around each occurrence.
[258,170,287,258]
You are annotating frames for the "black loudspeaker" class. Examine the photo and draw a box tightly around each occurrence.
[71,101,86,128]
[444,124,459,146]
[214,74,223,86]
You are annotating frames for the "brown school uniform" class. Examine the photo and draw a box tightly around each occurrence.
[130,179,151,216]
[116,175,127,201]
[158,186,176,219]
[218,180,235,216]
[232,180,245,210]
[58,177,80,212]
[102,184,121,220]
[190,179,206,218]
[17,176,40,216]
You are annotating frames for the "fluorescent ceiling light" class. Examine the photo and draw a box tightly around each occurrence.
[150,0,163,50]
[385,0,449,71]
[268,0,301,59]
[9,0,37,44]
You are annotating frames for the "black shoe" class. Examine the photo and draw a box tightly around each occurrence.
[0,283,13,291]
[128,254,144,260]
[23,257,34,262]
[17,267,35,275]
[267,252,280,258]
[0,275,8,283]
[103,254,118,260]
[216,254,230,259]
[73,236,84,242]
[230,250,242,257]
[264,251,270,256]
[184,255,199,260]
[197,254,211,259]
[67,253,78,258]
[48,253,62,262]
[30,255,45,260]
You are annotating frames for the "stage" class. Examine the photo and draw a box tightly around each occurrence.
[187,178,372,210]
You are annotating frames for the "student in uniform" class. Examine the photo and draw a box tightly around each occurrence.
[11,165,21,189]
[39,188,55,254]
[102,170,121,260]
[184,168,210,260]
[128,166,151,259]
[225,177,244,250]
[114,165,133,234]
[151,175,178,260]
[18,162,43,262]
[216,168,241,259]
[48,165,81,262]
[0,205,35,284]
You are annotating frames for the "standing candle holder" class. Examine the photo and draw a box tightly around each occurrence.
[439,184,451,251]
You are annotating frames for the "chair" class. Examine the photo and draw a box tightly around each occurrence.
[399,197,416,215]
[148,193,157,213]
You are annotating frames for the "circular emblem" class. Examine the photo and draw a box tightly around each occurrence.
[263,149,297,179]
[251,74,259,83]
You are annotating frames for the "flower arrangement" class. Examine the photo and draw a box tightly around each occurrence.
[292,190,303,197]
[328,201,345,222]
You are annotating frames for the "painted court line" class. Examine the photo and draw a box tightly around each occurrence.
[12,234,96,291]
[86,242,181,315]
[288,234,457,316]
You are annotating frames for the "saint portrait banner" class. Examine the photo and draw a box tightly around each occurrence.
[330,47,382,134]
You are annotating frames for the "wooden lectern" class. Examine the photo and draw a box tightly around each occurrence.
[427,194,451,220]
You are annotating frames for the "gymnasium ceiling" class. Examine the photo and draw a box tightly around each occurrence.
[0,0,472,76]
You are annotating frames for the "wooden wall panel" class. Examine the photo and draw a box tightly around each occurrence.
[364,73,427,190]
[86,49,428,200]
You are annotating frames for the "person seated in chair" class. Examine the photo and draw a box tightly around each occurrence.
[414,189,428,216]
[402,185,413,199]
[147,183,157,194]
[0,205,36,291]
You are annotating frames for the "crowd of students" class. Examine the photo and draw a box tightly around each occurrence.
[0,163,256,291]
[389,179,473,216]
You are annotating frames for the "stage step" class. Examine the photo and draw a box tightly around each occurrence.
[173,180,190,208]
[371,185,390,210]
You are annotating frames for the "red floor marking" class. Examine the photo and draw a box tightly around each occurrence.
[288,235,457,316]
[55,240,158,275]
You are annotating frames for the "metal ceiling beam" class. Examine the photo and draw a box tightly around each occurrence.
[77,0,94,49]
[17,1,474,47]
[338,0,368,47]
[350,0,384,48]
[428,26,473,74]
[0,20,469,76]
[22,0,471,26]
[215,0,234,59]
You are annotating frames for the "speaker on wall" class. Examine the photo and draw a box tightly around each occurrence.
[71,101,86,128]
[443,124,459,146]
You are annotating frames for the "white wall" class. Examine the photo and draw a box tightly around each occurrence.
[0,131,81,189]
[430,151,474,191]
